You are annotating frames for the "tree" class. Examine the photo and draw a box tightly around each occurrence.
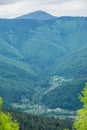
[73,83,87,130]
[0,97,3,110]
[0,97,19,130]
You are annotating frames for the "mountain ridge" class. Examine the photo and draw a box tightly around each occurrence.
[16,10,58,20]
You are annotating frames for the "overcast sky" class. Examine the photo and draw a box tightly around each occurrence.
[0,0,87,18]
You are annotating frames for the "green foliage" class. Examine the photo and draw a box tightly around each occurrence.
[80,83,87,107]
[0,98,19,130]
[73,83,87,130]
[0,97,3,110]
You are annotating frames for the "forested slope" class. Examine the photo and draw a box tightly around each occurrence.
[0,16,87,110]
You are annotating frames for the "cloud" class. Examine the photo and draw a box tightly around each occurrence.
[0,0,86,5]
[0,0,21,5]
[46,0,87,16]
[0,0,87,18]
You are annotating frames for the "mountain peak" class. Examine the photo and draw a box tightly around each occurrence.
[16,10,57,20]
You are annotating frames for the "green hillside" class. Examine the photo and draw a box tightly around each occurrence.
[0,17,87,111]
[47,47,87,78]
[0,60,37,107]
[42,78,86,110]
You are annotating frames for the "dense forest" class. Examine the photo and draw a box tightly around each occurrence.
[5,110,73,130]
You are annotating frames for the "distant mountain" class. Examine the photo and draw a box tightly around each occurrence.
[16,10,57,20]
[0,17,87,111]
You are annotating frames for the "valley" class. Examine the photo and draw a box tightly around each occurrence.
[0,13,87,118]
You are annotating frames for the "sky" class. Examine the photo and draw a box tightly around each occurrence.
[0,0,87,18]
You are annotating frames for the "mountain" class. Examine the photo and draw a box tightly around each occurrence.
[0,16,87,111]
[16,10,57,20]
[46,47,87,78]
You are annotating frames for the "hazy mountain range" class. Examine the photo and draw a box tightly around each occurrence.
[0,11,87,111]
